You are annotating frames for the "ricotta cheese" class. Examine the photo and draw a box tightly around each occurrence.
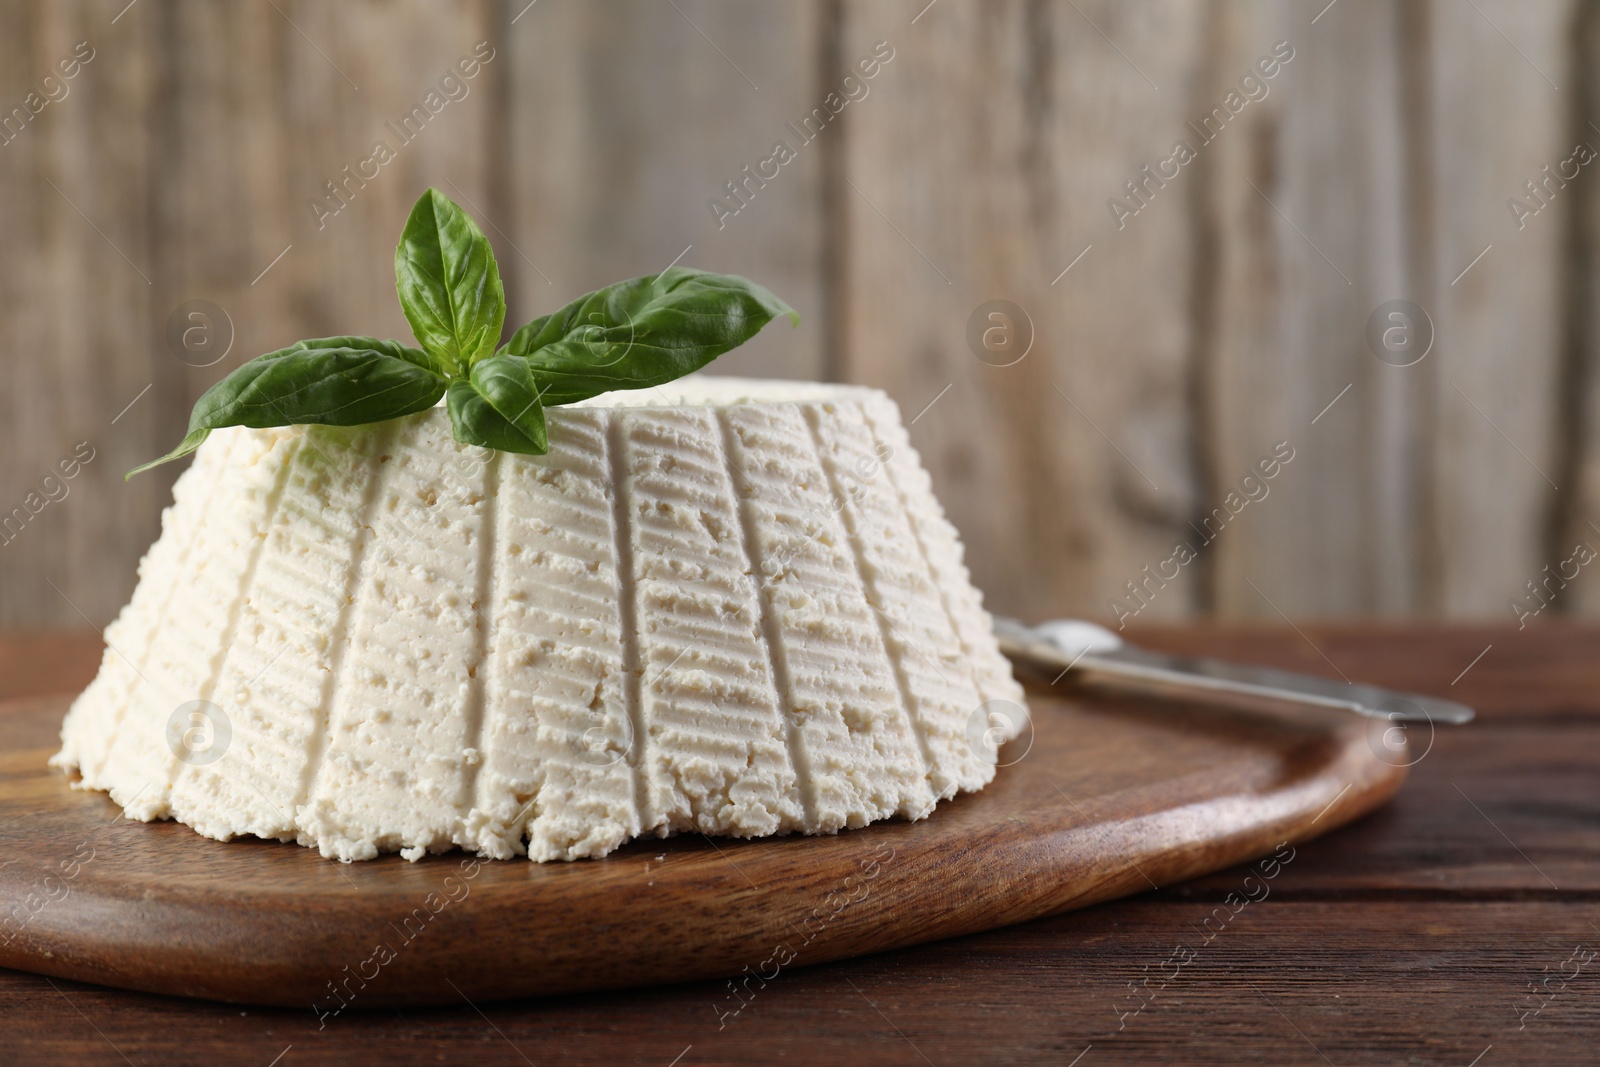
[53,378,1028,861]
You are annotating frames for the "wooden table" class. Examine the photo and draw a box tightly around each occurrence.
[2,626,1595,1065]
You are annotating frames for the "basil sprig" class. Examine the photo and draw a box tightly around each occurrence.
[130,188,796,477]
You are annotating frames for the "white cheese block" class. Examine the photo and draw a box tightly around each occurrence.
[53,378,1028,861]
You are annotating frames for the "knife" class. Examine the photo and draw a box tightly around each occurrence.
[992,617,1474,725]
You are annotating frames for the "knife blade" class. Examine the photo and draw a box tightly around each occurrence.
[992,616,1474,725]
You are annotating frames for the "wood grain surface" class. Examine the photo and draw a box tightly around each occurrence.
[2,0,1595,629]
[2,624,1595,1065]
[0,671,1400,1009]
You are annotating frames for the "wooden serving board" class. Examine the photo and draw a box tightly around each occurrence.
[0,677,1407,1009]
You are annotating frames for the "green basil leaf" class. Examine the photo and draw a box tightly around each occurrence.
[395,188,505,375]
[499,267,798,405]
[188,343,446,427]
[281,335,443,375]
[125,428,211,480]
[446,378,548,456]
[471,353,548,444]
[127,341,447,477]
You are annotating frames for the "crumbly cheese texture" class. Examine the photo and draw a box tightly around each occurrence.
[53,378,1028,862]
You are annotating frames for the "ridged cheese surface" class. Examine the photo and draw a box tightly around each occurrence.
[53,378,1027,861]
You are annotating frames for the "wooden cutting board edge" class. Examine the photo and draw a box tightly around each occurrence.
[0,688,1407,1009]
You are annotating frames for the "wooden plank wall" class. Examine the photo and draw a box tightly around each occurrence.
[0,0,1590,632]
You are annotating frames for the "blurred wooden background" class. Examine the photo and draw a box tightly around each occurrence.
[1,0,1595,629]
